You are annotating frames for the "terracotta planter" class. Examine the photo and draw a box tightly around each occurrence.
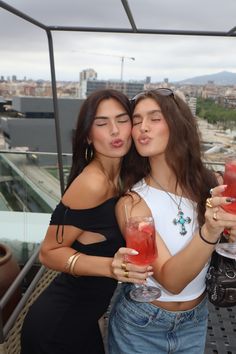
[0,243,21,325]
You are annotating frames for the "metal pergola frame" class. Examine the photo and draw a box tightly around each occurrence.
[1,0,236,194]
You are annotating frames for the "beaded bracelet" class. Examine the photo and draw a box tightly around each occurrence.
[199,227,219,245]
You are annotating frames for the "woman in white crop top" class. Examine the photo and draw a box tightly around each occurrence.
[108,89,236,354]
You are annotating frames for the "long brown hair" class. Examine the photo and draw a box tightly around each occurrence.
[123,90,218,226]
[66,89,132,191]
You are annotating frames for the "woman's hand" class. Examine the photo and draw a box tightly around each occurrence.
[203,185,236,243]
[222,227,236,243]
[229,228,236,242]
[111,247,153,284]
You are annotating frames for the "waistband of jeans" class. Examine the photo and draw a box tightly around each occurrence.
[121,284,207,318]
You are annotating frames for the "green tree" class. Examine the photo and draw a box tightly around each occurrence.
[196,98,236,128]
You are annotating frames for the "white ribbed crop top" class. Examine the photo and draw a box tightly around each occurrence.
[132,179,209,302]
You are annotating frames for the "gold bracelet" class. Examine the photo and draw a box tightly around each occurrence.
[64,251,78,271]
[70,253,82,276]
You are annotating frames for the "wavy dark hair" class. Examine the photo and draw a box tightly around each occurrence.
[123,90,218,226]
[66,89,132,191]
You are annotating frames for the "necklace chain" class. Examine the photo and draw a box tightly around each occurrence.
[150,174,183,209]
[149,174,191,236]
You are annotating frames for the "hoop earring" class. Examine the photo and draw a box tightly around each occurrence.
[85,144,94,161]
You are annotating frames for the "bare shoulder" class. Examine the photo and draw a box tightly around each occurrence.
[116,192,148,215]
[116,192,151,232]
[62,168,110,209]
[116,192,138,213]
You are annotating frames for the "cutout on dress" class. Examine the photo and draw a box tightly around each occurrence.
[78,231,106,245]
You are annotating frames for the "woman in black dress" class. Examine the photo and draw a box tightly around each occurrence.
[20,89,151,354]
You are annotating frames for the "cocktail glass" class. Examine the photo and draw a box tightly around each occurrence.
[125,215,161,302]
[215,156,236,259]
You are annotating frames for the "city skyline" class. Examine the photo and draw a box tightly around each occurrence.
[2,69,236,86]
[1,0,236,82]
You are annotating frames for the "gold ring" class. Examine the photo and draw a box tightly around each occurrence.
[124,270,129,278]
[206,198,213,208]
[213,212,218,221]
[121,262,127,271]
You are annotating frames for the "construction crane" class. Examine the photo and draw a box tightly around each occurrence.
[85,52,135,81]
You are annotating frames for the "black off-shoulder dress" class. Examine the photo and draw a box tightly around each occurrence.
[20,197,125,354]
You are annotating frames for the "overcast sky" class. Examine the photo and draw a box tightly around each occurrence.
[1,0,236,82]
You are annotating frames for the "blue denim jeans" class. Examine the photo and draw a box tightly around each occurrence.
[108,284,208,354]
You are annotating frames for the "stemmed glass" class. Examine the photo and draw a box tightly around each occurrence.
[215,156,236,259]
[125,215,161,302]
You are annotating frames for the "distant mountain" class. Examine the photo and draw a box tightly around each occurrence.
[177,71,236,85]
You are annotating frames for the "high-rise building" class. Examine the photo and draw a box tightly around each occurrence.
[86,79,144,99]
[79,69,97,98]
[79,69,97,82]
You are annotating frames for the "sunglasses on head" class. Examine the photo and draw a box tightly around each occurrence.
[130,88,175,107]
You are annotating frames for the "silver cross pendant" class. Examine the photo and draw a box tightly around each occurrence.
[173,209,191,235]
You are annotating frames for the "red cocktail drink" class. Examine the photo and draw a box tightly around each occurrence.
[216,157,236,259]
[221,158,236,214]
[126,220,157,265]
[124,216,161,302]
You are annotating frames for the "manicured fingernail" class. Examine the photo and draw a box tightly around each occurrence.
[130,250,139,255]
[226,197,236,203]
[147,266,153,271]
[147,272,154,276]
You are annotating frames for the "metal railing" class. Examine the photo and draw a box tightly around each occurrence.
[203,160,224,170]
[0,246,43,343]
[0,149,65,346]
[0,158,228,351]
[0,150,71,157]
